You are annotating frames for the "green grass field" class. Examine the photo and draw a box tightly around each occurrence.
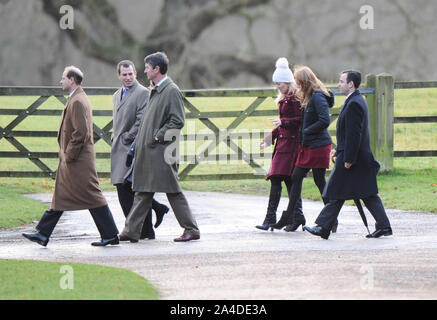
[0,87,436,228]
[0,259,158,300]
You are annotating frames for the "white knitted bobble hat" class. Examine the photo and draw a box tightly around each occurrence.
[272,57,294,83]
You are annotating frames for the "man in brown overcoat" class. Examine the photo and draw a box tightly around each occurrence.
[119,52,200,242]
[22,66,119,247]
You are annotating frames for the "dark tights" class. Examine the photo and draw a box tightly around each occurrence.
[285,166,327,215]
[270,176,292,198]
[269,175,303,215]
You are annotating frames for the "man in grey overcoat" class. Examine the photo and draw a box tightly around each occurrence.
[304,70,392,240]
[119,52,200,242]
[111,60,168,240]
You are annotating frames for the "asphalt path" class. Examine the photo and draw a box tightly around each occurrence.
[1,191,437,300]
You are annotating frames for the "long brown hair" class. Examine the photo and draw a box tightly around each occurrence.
[294,66,329,109]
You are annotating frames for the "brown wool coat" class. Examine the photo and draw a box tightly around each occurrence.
[50,87,107,211]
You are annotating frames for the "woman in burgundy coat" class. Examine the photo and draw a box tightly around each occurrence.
[256,58,303,231]
[270,66,336,232]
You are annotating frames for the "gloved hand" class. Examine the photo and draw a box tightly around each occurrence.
[126,154,133,167]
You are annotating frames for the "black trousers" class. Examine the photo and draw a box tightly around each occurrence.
[315,195,391,231]
[116,182,153,238]
[36,205,119,239]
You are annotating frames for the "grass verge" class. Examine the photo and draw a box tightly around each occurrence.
[0,259,158,300]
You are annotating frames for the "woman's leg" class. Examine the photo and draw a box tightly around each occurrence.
[312,168,327,202]
[256,177,282,230]
[271,167,309,229]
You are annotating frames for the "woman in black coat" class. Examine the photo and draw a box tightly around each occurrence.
[271,66,336,232]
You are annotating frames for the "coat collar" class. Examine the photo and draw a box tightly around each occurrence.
[343,89,360,107]
[59,86,84,142]
[154,77,172,94]
[116,81,139,111]
[339,89,360,116]
[67,86,84,102]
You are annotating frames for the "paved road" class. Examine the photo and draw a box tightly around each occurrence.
[1,191,437,299]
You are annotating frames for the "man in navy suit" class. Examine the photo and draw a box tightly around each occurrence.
[304,70,392,240]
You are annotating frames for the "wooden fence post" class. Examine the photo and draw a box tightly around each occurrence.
[366,73,394,171]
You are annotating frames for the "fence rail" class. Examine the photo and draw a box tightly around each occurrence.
[0,75,436,180]
[392,80,437,158]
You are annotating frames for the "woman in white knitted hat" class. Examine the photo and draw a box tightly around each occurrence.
[270,65,337,232]
[256,58,303,232]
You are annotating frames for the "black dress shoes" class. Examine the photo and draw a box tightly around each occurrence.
[91,236,119,246]
[154,204,169,228]
[366,227,393,238]
[22,232,49,247]
[140,232,156,240]
[303,225,330,240]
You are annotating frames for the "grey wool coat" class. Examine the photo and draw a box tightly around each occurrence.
[132,78,185,193]
[110,81,148,185]
[51,87,107,211]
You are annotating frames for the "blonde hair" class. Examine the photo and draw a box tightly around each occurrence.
[293,66,329,108]
[274,82,297,106]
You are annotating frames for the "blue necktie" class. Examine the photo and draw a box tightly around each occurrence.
[121,87,128,100]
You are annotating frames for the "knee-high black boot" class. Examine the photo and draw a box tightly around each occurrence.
[256,182,281,231]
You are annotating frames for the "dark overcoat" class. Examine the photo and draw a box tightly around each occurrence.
[322,90,380,200]
[265,91,302,179]
[51,87,107,210]
[132,78,185,193]
[301,90,334,149]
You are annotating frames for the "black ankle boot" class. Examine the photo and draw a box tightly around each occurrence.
[284,212,306,232]
[256,212,276,231]
[269,211,292,230]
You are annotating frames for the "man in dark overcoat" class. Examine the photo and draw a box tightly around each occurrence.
[111,60,168,240]
[119,52,200,242]
[22,66,119,247]
[304,70,392,240]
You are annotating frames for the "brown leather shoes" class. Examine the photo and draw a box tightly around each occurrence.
[119,233,138,243]
[173,233,200,242]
